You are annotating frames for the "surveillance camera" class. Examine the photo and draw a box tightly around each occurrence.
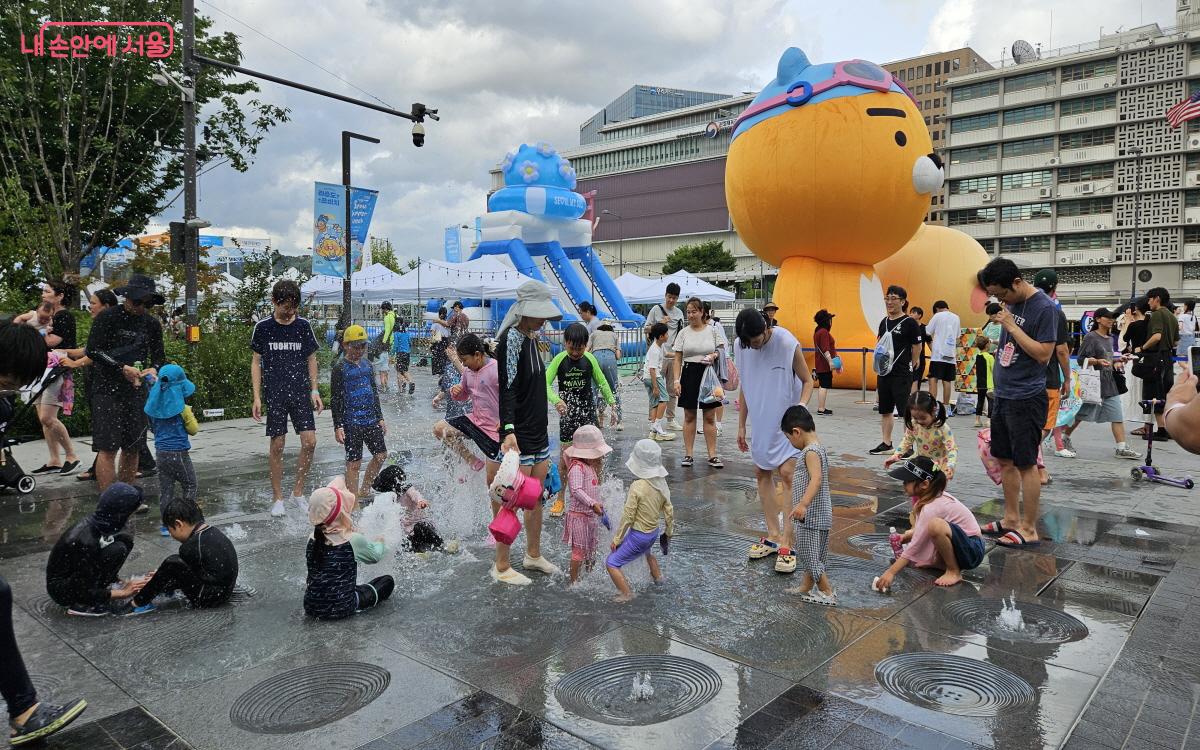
[412,122,425,148]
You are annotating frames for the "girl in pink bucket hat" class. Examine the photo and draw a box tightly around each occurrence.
[303,476,394,619]
[561,425,613,583]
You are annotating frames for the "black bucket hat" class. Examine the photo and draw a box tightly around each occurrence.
[114,274,165,306]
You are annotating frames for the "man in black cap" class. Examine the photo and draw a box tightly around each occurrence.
[85,273,165,491]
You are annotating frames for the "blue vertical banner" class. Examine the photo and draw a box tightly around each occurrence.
[444,225,461,262]
[312,181,379,277]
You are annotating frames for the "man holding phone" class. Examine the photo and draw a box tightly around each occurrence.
[977,259,1058,549]
[1135,288,1179,442]
[1164,352,1200,454]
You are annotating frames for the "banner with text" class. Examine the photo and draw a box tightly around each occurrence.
[312,182,379,277]
[444,226,461,262]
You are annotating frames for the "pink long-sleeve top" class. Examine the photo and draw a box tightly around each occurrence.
[451,358,500,441]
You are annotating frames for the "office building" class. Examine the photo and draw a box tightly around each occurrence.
[882,48,994,222]
[579,85,732,145]
[943,12,1200,304]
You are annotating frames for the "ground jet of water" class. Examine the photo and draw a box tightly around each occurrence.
[628,672,654,702]
[996,591,1025,633]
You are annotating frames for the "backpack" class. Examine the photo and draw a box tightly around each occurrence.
[873,317,904,376]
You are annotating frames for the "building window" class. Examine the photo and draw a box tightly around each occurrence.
[1004,103,1056,125]
[952,58,961,70]
[948,208,997,225]
[1061,58,1117,81]
[1057,197,1113,216]
[1187,153,1200,171]
[935,61,942,75]
[1185,190,1200,208]
[999,235,1052,253]
[952,80,1000,102]
[1004,136,1056,157]
[1058,163,1114,182]
[1056,266,1110,284]
[951,112,999,133]
[908,67,915,80]
[950,175,998,194]
[935,79,943,90]
[949,144,998,164]
[1185,226,1200,243]
[933,98,941,107]
[1005,69,1057,93]
[897,69,906,82]
[1001,170,1054,189]
[1001,203,1053,221]
[1190,42,1200,60]
[1057,232,1111,250]
[1059,128,1115,149]
[1059,93,1117,116]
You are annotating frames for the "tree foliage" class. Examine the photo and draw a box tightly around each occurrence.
[662,240,736,275]
[0,0,290,274]
[126,237,221,319]
[369,237,401,274]
[231,245,273,323]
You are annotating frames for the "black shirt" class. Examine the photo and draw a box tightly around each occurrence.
[50,309,76,349]
[180,524,238,591]
[876,315,921,378]
[250,317,319,399]
[497,327,548,455]
[85,305,165,397]
[46,519,125,607]
[1045,308,1069,390]
[1123,320,1148,352]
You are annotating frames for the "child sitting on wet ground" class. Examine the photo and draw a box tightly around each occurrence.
[547,322,615,517]
[45,483,145,616]
[780,405,836,605]
[115,498,238,615]
[304,477,394,620]
[562,425,612,584]
[362,464,459,557]
[884,391,958,479]
[607,439,674,601]
[144,363,199,536]
[875,456,985,591]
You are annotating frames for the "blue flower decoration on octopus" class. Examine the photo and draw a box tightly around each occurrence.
[488,143,586,219]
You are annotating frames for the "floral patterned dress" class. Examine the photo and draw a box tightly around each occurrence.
[896,422,958,476]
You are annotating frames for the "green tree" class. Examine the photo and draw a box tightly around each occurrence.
[662,240,736,275]
[127,236,221,320]
[406,257,419,271]
[0,0,290,274]
[369,237,401,274]
[0,177,50,312]
[231,245,273,322]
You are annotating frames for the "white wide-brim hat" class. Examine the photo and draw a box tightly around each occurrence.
[501,280,562,328]
[625,439,668,480]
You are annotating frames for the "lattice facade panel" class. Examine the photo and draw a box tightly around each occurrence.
[1117,80,1185,121]
[1115,154,1182,192]
[1055,266,1112,284]
[1117,120,1186,156]
[1113,227,1182,261]
[1114,191,1181,227]
[1118,44,1186,86]
[1184,262,1200,280]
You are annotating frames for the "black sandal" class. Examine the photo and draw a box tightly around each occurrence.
[31,464,62,474]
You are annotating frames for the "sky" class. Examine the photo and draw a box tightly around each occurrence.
[158,0,1166,261]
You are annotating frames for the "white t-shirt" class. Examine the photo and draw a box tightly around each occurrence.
[1180,312,1197,336]
[734,327,804,469]
[646,303,685,348]
[673,324,718,363]
[643,341,664,379]
[925,310,961,364]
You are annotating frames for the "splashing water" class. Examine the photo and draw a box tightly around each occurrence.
[628,672,655,702]
[996,592,1025,632]
[224,523,248,541]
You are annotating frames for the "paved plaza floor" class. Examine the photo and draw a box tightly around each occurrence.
[1,368,1198,750]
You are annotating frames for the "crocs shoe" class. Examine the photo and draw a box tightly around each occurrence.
[522,555,562,576]
[490,564,531,586]
[270,500,286,517]
[442,539,461,554]
[801,589,838,606]
[9,698,87,746]
[548,497,565,517]
[774,549,797,574]
[748,538,779,559]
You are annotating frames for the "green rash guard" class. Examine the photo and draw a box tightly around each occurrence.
[545,351,615,406]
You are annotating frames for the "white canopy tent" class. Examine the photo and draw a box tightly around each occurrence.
[300,256,547,304]
[300,262,407,303]
[615,269,735,304]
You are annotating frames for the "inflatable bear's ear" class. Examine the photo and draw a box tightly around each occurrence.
[775,47,811,85]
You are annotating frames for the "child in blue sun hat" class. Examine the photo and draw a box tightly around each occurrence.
[144,363,199,535]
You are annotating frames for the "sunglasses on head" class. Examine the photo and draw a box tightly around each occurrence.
[734,60,905,131]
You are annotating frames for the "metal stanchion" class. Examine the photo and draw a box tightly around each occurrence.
[854,347,871,404]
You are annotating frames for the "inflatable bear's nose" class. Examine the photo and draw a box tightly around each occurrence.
[912,153,945,195]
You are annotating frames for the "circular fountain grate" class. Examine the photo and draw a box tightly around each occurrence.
[827,555,924,594]
[846,533,896,558]
[0,673,63,713]
[719,476,762,496]
[669,531,756,558]
[554,655,722,726]
[229,583,257,604]
[875,653,1035,717]
[941,599,1090,643]
[230,663,390,734]
[832,491,875,509]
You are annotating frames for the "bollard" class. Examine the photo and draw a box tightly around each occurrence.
[855,347,870,404]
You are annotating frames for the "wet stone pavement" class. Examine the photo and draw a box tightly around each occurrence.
[1,371,1198,750]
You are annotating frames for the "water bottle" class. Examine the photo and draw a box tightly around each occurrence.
[134,360,152,385]
[889,526,904,558]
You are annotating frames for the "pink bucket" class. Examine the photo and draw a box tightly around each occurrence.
[500,471,543,510]
[488,506,522,546]
[977,428,1045,486]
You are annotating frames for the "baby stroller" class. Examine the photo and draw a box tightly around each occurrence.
[0,365,67,495]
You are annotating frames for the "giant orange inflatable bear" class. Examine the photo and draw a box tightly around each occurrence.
[726,48,948,388]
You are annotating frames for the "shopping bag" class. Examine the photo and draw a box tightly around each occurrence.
[978,428,1045,486]
[955,393,977,415]
[1079,366,1102,405]
[723,355,740,391]
[1056,369,1083,427]
[698,365,723,404]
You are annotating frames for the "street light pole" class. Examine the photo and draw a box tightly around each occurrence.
[1129,146,1144,299]
[182,0,200,345]
[602,209,624,275]
[340,131,380,331]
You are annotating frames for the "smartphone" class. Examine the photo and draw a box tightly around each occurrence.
[1191,345,1200,388]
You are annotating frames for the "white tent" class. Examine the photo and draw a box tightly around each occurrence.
[388,256,545,301]
[618,269,735,304]
[301,262,407,303]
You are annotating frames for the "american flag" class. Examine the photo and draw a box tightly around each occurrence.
[1167,91,1200,128]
